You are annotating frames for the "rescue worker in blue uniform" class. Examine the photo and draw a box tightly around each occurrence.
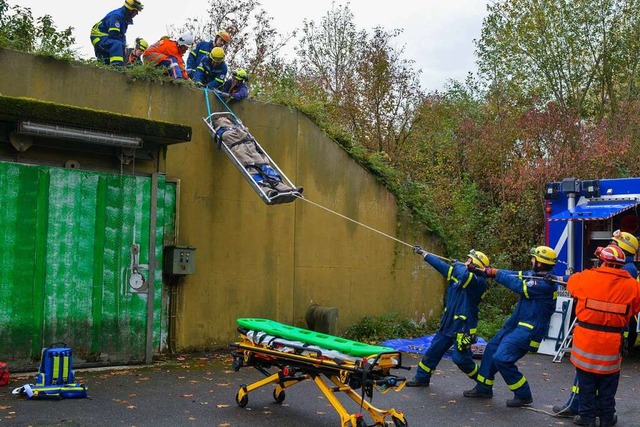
[193,47,228,90]
[464,246,558,407]
[186,30,231,78]
[91,0,143,66]
[406,246,490,387]
[215,69,249,102]
[553,230,639,419]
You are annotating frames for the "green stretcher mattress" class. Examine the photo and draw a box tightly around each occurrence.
[236,318,394,358]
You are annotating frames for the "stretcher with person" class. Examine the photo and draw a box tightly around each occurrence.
[203,112,303,205]
[230,318,409,427]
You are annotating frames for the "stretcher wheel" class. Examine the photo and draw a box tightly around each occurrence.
[272,389,286,404]
[235,386,249,408]
[232,357,242,371]
[392,416,408,426]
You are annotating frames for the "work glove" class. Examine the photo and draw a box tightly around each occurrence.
[467,263,478,273]
[456,332,475,352]
[413,245,426,256]
[484,267,498,278]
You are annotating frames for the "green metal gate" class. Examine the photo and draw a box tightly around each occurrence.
[0,161,176,369]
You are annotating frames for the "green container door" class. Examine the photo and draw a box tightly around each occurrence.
[0,161,176,369]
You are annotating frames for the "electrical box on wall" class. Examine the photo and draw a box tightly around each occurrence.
[164,246,196,275]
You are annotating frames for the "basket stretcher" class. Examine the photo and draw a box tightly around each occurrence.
[230,318,409,427]
[203,112,302,205]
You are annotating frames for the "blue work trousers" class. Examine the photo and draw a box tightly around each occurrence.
[415,331,477,382]
[575,368,619,426]
[474,327,532,399]
[94,38,125,66]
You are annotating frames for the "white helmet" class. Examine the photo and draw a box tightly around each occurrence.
[177,33,194,47]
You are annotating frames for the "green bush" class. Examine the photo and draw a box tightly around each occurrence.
[343,312,438,343]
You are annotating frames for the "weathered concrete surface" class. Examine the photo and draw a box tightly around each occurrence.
[1,48,444,351]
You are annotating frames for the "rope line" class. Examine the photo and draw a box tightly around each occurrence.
[294,195,452,262]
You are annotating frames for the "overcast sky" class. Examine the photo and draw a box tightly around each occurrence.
[14,0,489,92]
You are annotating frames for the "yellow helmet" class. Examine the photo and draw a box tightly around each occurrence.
[135,37,148,50]
[210,47,225,62]
[530,246,557,265]
[612,229,638,255]
[124,0,144,11]
[468,249,490,268]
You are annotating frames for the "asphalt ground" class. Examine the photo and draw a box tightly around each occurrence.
[1,350,639,427]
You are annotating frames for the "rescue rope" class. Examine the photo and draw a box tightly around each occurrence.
[294,195,453,263]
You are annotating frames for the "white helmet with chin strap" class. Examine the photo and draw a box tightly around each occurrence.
[177,33,194,47]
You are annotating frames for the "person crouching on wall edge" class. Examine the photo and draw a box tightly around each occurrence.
[464,246,558,408]
[91,0,143,66]
[564,244,640,427]
[406,246,490,388]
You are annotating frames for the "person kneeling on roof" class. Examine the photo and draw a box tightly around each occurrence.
[142,33,193,79]
[214,69,249,102]
[212,116,303,198]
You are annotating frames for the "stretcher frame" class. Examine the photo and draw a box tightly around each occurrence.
[230,326,409,427]
[203,112,302,205]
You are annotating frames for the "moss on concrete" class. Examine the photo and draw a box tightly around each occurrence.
[0,95,191,143]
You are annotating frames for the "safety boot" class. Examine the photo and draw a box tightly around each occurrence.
[572,415,596,427]
[506,396,533,407]
[463,386,492,398]
[552,404,577,418]
[405,377,430,387]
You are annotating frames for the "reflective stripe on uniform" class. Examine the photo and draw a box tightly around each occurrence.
[572,345,620,362]
[570,353,621,373]
[521,280,530,299]
[529,340,540,349]
[518,322,533,329]
[454,314,467,321]
[418,361,434,373]
[469,328,477,334]
[507,375,527,391]
[466,364,478,378]
[477,374,494,386]
[585,298,629,315]
[109,56,124,63]
[461,273,473,288]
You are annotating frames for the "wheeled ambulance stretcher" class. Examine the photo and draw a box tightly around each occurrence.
[230,318,409,427]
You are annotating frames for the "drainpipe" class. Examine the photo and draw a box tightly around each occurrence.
[146,172,158,364]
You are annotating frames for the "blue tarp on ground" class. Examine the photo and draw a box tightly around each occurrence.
[381,334,488,357]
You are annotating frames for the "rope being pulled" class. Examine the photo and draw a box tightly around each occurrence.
[294,194,452,263]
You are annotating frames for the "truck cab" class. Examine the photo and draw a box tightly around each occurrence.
[540,177,640,356]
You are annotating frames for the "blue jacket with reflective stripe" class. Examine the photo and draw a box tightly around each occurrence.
[494,269,557,341]
[187,40,214,74]
[91,7,132,43]
[423,254,487,336]
[193,57,228,90]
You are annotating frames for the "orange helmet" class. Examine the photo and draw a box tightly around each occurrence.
[216,30,231,44]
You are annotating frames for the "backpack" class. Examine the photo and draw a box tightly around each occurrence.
[0,362,9,386]
[36,342,75,386]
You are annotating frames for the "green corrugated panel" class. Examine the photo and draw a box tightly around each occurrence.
[0,163,40,359]
[0,161,175,367]
[43,169,97,348]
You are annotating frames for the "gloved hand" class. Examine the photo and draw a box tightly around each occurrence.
[413,245,426,256]
[484,267,498,278]
[543,273,558,282]
[467,263,478,273]
[456,332,475,351]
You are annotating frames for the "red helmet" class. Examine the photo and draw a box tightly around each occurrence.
[594,244,625,266]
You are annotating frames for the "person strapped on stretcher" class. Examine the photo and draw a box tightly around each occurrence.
[212,116,303,198]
